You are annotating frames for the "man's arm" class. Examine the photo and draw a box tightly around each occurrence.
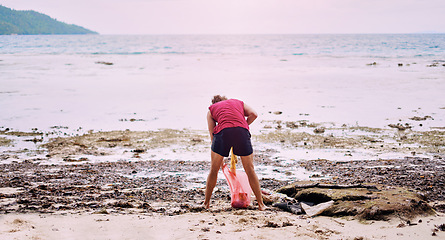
[207,111,216,141]
[244,103,258,125]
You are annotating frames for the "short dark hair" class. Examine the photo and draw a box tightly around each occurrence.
[211,95,228,104]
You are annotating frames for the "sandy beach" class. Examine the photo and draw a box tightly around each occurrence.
[1,127,444,239]
[1,209,444,240]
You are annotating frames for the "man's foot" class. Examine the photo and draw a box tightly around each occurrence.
[258,204,267,211]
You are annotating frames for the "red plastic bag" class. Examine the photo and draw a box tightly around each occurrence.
[222,164,252,208]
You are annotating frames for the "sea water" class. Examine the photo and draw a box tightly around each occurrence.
[1,34,445,132]
[1,34,445,171]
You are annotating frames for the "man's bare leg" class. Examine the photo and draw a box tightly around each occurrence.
[240,154,265,210]
[204,151,224,209]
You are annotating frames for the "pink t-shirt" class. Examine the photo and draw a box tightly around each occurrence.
[209,99,249,134]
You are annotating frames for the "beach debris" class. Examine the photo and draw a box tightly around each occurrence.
[132,149,145,153]
[95,61,113,65]
[388,123,412,131]
[118,118,145,122]
[313,127,325,134]
[282,221,293,227]
[190,138,203,143]
[409,116,433,121]
[301,200,334,217]
[264,221,280,228]
[285,121,299,129]
[50,126,69,129]
[0,137,12,146]
[63,157,89,162]
[93,208,109,214]
[436,223,445,231]
[261,190,294,205]
[23,137,43,143]
[427,62,439,67]
[272,202,303,214]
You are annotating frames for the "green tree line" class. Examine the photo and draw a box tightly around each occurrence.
[0,5,97,35]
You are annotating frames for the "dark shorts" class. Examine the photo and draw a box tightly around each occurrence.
[211,127,253,157]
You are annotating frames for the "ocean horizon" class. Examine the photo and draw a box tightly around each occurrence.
[1,33,444,58]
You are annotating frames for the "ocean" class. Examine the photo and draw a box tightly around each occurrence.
[1,34,444,57]
[1,34,445,167]
[1,34,444,132]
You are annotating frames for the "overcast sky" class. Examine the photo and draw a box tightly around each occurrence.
[2,0,445,34]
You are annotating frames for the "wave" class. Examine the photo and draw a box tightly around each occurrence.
[1,34,444,59]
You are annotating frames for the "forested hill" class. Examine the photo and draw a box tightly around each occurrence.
[0,5,97,35]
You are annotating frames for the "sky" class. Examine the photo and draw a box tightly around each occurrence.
[2,0,445,34]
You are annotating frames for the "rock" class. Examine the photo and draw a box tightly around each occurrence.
[93,208,109,214]
[314,128,325,134]
[282,221,293,227]
[388,123,411,131]
[190,138,203,143]
[273,111,283,115]
[96,61,113,65]
[436,223,445,231]
[409,116,432,121]
[277,181,435,220]
[285,121,299,129]
[113,201,134,208]
[264,221,280,228]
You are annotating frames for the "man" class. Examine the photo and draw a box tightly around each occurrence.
[204,95,265,210]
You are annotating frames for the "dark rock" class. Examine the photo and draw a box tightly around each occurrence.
[276,181,435,220]
[388,123,412,131]
[96,61,113,65]
[313,128,325,134]
[264,221,280,228]
[436,223,445,231]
